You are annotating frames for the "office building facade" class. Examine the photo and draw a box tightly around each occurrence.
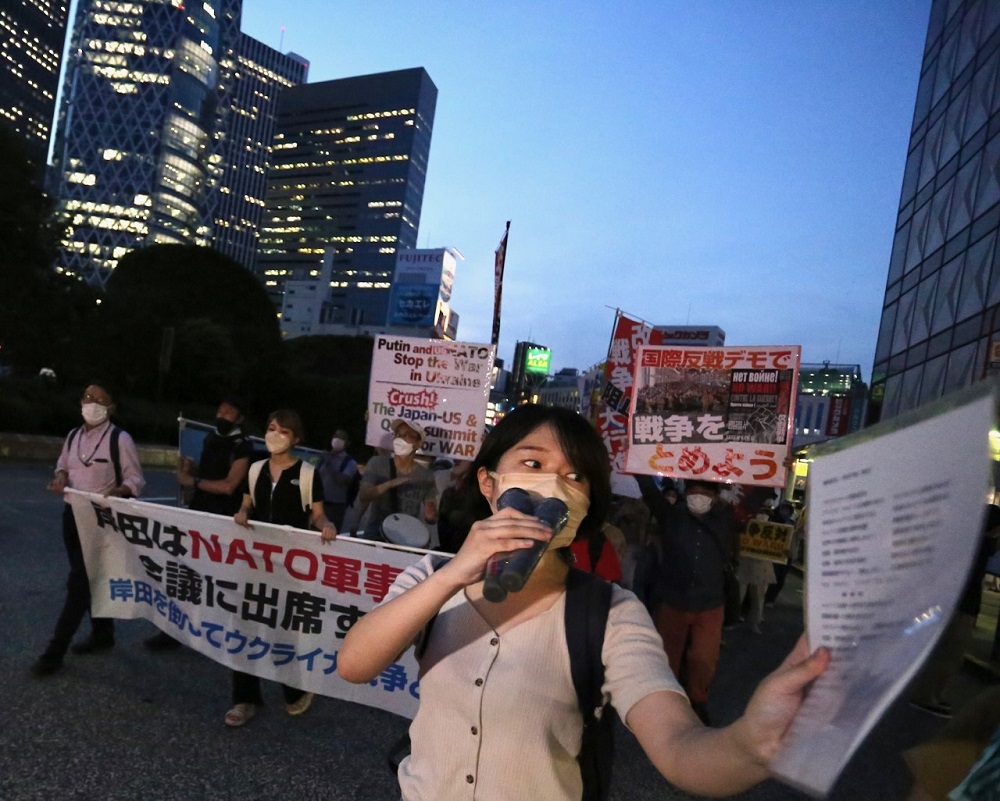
[208,34,307,271]
[793,363,867,447]
[257,67,437,329]
[0,0,70,171]
[49,0,302,286]
[870,0,1000,421]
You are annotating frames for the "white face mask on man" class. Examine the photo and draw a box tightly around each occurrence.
[81,403,109,427]
[687,494,713,516]
[392,437,415,457]
[330,437,345,452]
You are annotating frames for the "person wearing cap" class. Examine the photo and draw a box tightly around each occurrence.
[146,395,253,652]
[636,475,737,724]
[359,419,438,541]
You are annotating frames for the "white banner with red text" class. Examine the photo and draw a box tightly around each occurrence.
[366,335,495,461]
[69,490,439,719]
[625,345,801,488]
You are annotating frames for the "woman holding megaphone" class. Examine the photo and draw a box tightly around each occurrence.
[339,404,828,800]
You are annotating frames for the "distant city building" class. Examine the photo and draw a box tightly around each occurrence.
[206,35,308,271]
[0,0,70,172]
[653,325,726,347]
[869,0,1000,422]
[538,367,584,412]
[48,0,302,286]
[282,246,459,340]
[793,363,867,447]
[510,341,551,404]
[256,67,437,329]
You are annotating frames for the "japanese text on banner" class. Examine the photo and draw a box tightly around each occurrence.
[69,491,435,719]
[625,345,801,488]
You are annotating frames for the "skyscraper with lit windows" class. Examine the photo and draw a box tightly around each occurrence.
[206,34,308,271]
[869,0,1000,421]
[256,67,437,330]
[0,0,70,171]
[49,0,303,286]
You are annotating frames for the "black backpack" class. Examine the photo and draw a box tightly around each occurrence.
[388,565,616,800]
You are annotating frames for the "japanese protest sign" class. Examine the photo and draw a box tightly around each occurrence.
[625,345,801,488]
[68,491,436,719]
[596,313,663,473]
[740,520,795,564]
[366,335,495,461]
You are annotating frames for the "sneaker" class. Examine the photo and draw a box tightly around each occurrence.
[909,699,952,719]
[144,632,180,652]
[30,653,64,677]
[224,703,258,727]
[286,692,314,717]
[70,635,114,655]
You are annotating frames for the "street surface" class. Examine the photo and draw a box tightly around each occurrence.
[1,461,996,800]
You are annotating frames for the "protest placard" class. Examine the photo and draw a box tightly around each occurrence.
[366,335,495,461]
[596,313,662,473]
[69,491,438,719]
[624,345,800,488]
[740,520,794,564]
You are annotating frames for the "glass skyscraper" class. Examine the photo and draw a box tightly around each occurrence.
[256,67,437,329]
[870,0,1000,421]
[0,0,70,171]
[49,0,303,286]
[205,34,308,272]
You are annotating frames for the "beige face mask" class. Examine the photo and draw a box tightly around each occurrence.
[490,472,591,548]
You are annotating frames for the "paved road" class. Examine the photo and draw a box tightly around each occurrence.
[0,461,995,801]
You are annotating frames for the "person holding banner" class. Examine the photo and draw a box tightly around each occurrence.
[339,404,830,800]
[32,381,145,677]
[146,396,254,652]
[359,418,438,543]
[226,409,336,727]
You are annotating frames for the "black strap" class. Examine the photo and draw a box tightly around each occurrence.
[388,459,401,514]
[66,424,123,488]
[565,568,615,801]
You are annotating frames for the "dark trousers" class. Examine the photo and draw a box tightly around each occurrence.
[323,501,348,531]
[765,562,790,604]
[232,670,305,706]
[45,504,114,657]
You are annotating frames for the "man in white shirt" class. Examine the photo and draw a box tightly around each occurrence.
[32,381,145,677]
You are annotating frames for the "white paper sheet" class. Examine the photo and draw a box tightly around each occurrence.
[770,388,995,797]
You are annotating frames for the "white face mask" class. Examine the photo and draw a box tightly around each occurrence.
[687,494,713,516]
[330,437,345,452]
[393,437,415,457]
[490,472,591,549]
[81,403,109,427]
[265,431,292,454]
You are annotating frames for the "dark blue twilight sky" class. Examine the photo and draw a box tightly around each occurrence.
[241,1,932,377]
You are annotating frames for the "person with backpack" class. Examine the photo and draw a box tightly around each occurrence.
[31,381,145,677]
[317,427,359,531]
[145,395,254,652]
[338,404,830,800]
[225,408,336,727]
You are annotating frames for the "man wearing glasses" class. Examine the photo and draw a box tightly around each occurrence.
[31,381,145,677]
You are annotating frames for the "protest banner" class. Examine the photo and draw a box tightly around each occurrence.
[68,490,437,719]
[740,520,794,564]
[366,335,495,460]
[596,312,663,473]
[624,345,801,488]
